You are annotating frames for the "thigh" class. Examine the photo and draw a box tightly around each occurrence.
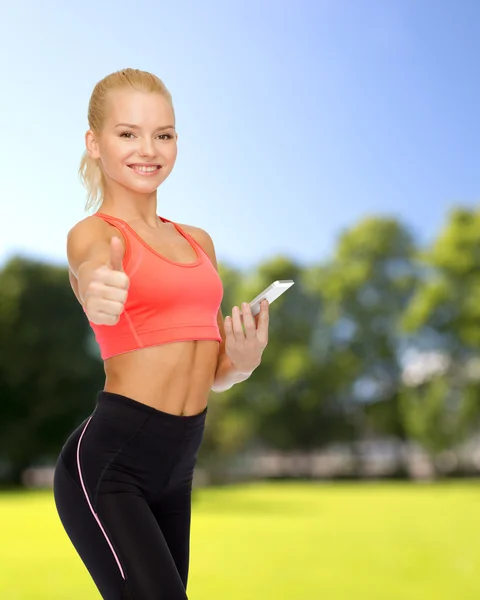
[150,425,206,590]
[151,487,193,590]
[95,489,188,599]
[54,455,128,600]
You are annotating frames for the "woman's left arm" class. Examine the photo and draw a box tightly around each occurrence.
[182,225,270,393]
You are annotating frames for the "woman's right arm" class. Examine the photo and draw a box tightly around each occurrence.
[67,218,129,325]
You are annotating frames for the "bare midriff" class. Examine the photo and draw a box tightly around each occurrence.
[102,341,220,416]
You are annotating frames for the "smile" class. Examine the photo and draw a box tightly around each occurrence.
[128,164,162,175]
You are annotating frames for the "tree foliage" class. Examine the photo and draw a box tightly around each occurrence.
[2,208,480,483]
[0,258,104,483]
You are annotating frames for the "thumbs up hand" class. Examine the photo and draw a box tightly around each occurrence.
[83,237,130,326]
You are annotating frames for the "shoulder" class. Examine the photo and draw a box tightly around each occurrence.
[67,215,125,273]
[68,215,124,246]
[177,223,213,246]
[177,223,217,267]
[68,214,112,240]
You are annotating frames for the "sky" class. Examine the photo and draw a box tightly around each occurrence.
[1,0,479,271]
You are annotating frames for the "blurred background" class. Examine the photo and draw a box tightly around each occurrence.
[1,0,480,598]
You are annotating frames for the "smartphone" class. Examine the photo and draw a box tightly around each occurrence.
[247,280,295,317]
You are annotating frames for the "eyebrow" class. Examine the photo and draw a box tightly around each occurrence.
[114,123,175,131]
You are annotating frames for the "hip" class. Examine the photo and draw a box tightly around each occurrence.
[57,391,207,506]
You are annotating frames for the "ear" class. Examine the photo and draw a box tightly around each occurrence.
[85,130,101,159]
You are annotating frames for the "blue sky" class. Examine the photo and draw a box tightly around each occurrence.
[1,0,479,270]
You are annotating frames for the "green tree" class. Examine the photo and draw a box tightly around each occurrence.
[403,208,480,353]
[312,217,419,473]
[0,257,103,484]
[400,208,480,464]
[399,376,480,475]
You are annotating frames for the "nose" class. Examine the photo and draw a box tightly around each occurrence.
[138,136,156,158]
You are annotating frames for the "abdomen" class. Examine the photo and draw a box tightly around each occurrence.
[103,340,220,415]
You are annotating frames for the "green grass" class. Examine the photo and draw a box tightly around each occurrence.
[1,481,480,599]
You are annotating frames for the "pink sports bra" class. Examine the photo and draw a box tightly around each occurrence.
[86,213,223,360]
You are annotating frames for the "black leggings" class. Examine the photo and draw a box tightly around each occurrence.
[53,391,207,600]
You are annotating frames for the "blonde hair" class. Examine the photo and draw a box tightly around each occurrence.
[79,68,174,212]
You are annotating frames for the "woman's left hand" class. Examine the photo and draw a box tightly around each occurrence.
[224,300,269,373]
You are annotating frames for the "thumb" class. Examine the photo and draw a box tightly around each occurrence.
[108,236,124,271]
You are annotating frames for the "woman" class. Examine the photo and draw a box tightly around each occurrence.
[53,68,269,600]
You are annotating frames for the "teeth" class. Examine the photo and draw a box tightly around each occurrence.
[131,165,158,172]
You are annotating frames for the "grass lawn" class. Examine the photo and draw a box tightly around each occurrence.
[1,480,479,599]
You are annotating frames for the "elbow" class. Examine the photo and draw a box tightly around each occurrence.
[210,353,232,393]
[210,380,233,394]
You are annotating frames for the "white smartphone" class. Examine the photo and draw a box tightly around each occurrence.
[247,280,295,317]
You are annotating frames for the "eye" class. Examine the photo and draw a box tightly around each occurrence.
[119,132,173,140]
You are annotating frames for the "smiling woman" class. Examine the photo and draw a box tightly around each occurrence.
[53,68,270,600]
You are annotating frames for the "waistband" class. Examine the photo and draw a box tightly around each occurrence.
[93,391,207,436]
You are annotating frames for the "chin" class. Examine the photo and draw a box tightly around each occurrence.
[128,182,161,195]
[123,175,166,194]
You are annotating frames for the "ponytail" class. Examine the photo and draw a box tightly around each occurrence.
[78,151,104,212]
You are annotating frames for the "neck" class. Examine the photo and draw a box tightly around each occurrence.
[100,183,160,227]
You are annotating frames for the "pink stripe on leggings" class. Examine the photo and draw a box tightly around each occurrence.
[76,416,126,580]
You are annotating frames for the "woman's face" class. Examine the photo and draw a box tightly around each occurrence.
[87,89,178,195]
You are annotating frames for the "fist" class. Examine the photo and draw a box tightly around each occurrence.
[84,237,130,326]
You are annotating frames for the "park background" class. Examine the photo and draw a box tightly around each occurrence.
[2,0,480,598]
